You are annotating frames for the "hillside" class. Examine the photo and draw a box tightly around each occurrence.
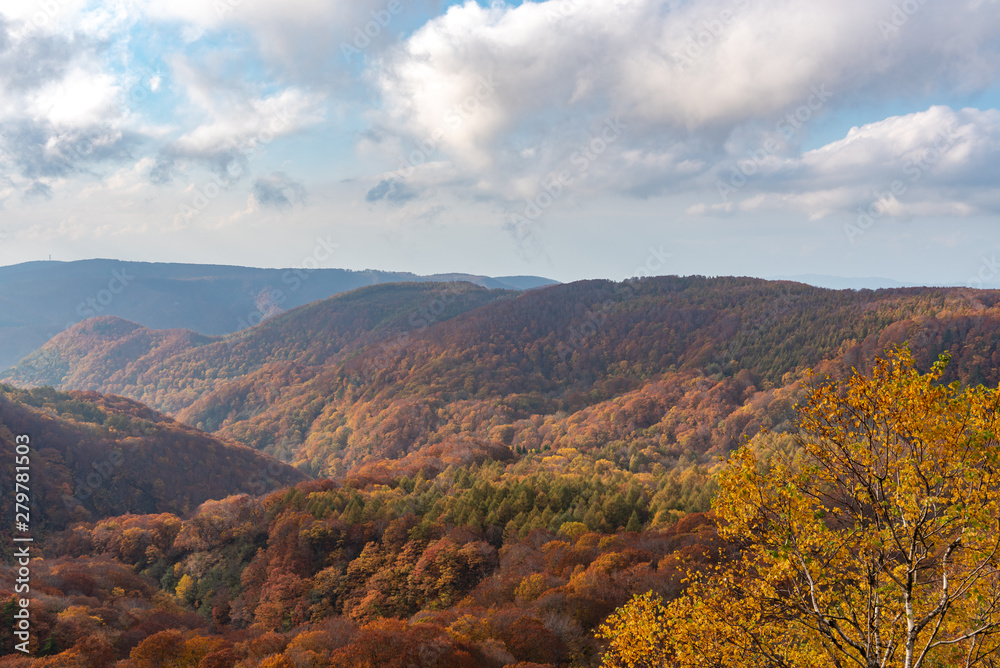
[7,276,1000,482]
[4,277,1000,665]
[0,259,555,370]
[0,384,306,548]
[3,282,518,414]
[211,277,1000,476]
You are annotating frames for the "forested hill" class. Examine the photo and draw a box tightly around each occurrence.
[0,259,555,370]
[6,276,1000,482]
[4,277,1000,665]
[2,282,518,414]
[0,384,306,546]
[206,277,1000,477]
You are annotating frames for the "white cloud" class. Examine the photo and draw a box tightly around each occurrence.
[4,0,1000,263]
[704,106,1000,219]
[0,10,141,194]
[27,67,120,125]
[365,0,1000,209]
[1,0,91,36]
[149,55,325,180]
[172,85,324,157]
[135,0,415,77]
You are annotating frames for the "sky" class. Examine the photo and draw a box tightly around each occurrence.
[0,0,999,286]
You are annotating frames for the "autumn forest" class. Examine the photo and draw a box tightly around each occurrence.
[3,276,1000,667]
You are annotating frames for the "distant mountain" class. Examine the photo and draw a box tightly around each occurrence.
[0,259,556,370]
[8,276,1000,481]
[766,274,923,290]
[424,274,560,291]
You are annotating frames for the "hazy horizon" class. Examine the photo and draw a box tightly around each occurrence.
[0,256,981,291]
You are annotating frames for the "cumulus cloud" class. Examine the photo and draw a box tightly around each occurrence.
[151,55,325,181]
[700,106,1000,219]
[365,0,1000,209]
[1,119,138,179]
[3,0,999,255]
[0,0,337,239]
[135,0,429,79]
[0,20,76,93]
[0,12,140,194]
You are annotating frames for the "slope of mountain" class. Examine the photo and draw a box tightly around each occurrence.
[5,276,1000,666]
[212,276,999,475]
[8,276,999,482]
[0,384,306,543]
[2,282,517,414]
[0,259,555,370]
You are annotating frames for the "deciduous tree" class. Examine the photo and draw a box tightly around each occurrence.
[602,348,1000,668]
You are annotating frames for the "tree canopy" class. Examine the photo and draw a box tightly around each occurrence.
[601,347,1000,668]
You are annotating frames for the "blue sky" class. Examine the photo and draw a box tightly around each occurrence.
[1,0,999,287]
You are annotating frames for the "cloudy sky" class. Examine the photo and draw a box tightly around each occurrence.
[1,0,999,285]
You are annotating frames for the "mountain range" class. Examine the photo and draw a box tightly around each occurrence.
[7,275,999,482]
[4,271,1000,664]
[0,259,556,371]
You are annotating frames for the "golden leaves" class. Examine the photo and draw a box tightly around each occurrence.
[598,347,1000,668]
[596,591,671,668]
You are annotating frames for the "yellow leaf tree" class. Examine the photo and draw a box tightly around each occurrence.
[597,591,672,668]
[600,348,1000,668]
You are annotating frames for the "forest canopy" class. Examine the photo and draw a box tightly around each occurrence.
[600,347,1000,668]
